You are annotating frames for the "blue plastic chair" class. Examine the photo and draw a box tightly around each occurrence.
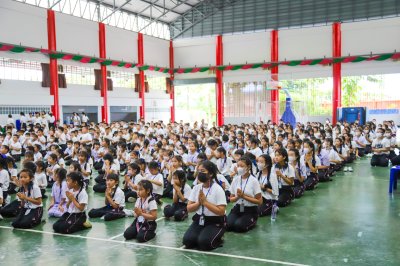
[389,165,400,193]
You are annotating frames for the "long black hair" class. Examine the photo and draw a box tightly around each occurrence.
[67,171,84,199]
[274,148,289,170]
[257,154,272,181]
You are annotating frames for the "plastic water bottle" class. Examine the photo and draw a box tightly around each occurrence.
[271,203,277,221]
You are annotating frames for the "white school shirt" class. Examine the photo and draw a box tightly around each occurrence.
[323,148,342,164]
[0,187,2,200]
[388,137,396,151]
[22,184,43,209]
[372,138,390,155]
[67,188,88,213]
[186,151,199,171]
[258,172,279,200]
[189,182,227,216]
[47,164,60,181]
[80,162,92,180]
[34,172,48,188]
[353,135,367,148]
[128,174,145,191]
[205,147,218,164]
[270,164,295,187]
[111,187,125,208]
[10,141,22,155]
[248,147,263,158]
[0,169,10,191]
[217,157,233,176]
[300,155,321,176]
[51,181,68,204]
[216,173,231,191]
[80,133,93,143]
[58,133,67,145]
[173,183,192,203]
[230,174,261,207]
[34,152,43,162]
[134,196,157,221]
[146,173,163,195]
[292,163,307,181]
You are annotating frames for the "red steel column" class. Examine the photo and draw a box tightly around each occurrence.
[138,33,145,120]
[270,30,279,124]
[99,23,109,123]
[332,22,342,125]
[169,40,175,123]
[47,10,59,121]
[216,35,224,126]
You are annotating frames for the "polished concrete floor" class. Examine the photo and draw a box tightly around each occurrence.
[0,158,399,266]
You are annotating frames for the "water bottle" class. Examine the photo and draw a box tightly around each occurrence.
[271,203,277,221]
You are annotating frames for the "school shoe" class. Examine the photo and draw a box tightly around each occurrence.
[124,209,134,217]
[0,214,3,221]
[343,167,348,172]
[348,167,353,172]
[83,220,92,229]
[127,197,136,203]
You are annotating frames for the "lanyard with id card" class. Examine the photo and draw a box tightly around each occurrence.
[199,183,213,226]
[137,198,146,223]
[239,177,249,213]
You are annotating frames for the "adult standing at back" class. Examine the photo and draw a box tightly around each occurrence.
[81,112,89,125]
[72,113,81,127]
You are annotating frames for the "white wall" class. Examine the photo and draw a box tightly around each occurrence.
[106,25,138,63]
[0,80,53,105]
[174,36,216,68]
[144,35,169,67]
[56,12,99,57]
[0,0,47,48]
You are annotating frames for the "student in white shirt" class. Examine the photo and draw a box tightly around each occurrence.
[302,140,321,191]
[371,128,390,167]
[164,170,191,221]
[215,147,233,182]
[247,138,263,158]
[123,179,158,242]
[53,171,91,234]
[146,161,164,205]
[0,158,10,202]
[288,149,306,199]
[256,154,279,217]
[183,160,227,251]
[89,173,127,221]
[34,161,48,198]
[9,135,22,162]
[124,163,145,202]
[93,153,118,193]
[227,156,262,233]
[12,169,43,229]
[271,148,295,208]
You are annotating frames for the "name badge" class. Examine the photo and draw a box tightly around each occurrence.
[138,216,145,223]
[25,209,31,215]
[239,202,245,213]
[199,215,205,226]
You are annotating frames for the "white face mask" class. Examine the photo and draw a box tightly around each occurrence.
[385,133,391,138]
[237,167,247,176]
[257,163,265,170]
[288,156,296,163]
[376,133,383,138]
[303,148,310,154]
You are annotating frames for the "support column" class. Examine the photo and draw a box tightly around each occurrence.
[138,33,145,121]
[332,22,342,125]
[169,40,175,123]
[47,10,59,122]
[216,35,224,126]
[270,30,279,124]
[99,23,109,123]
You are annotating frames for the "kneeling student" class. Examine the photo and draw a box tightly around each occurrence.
[164,170,191,221]
[227,157,262,233]
[88,173,127,221]
[124,180,158,242]
[12,169,43,229]
[53,172,92,234]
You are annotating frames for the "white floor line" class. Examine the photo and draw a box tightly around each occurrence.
[179,245,186,249]
[108,217,165,240]
[0,225,309,266]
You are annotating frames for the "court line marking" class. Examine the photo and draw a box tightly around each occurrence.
[0,225,309,266]
[108,217,165,240]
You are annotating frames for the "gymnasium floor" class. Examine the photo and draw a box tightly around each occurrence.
[1,158,399,266]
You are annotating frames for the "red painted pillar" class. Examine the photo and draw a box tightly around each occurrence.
[138,33,145,120]
[169,40,175,123]
[99,23,109,123]
[332,22,342,125]
[216,35,224,126]
[270,30,279,123]
[47,10,59,121]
